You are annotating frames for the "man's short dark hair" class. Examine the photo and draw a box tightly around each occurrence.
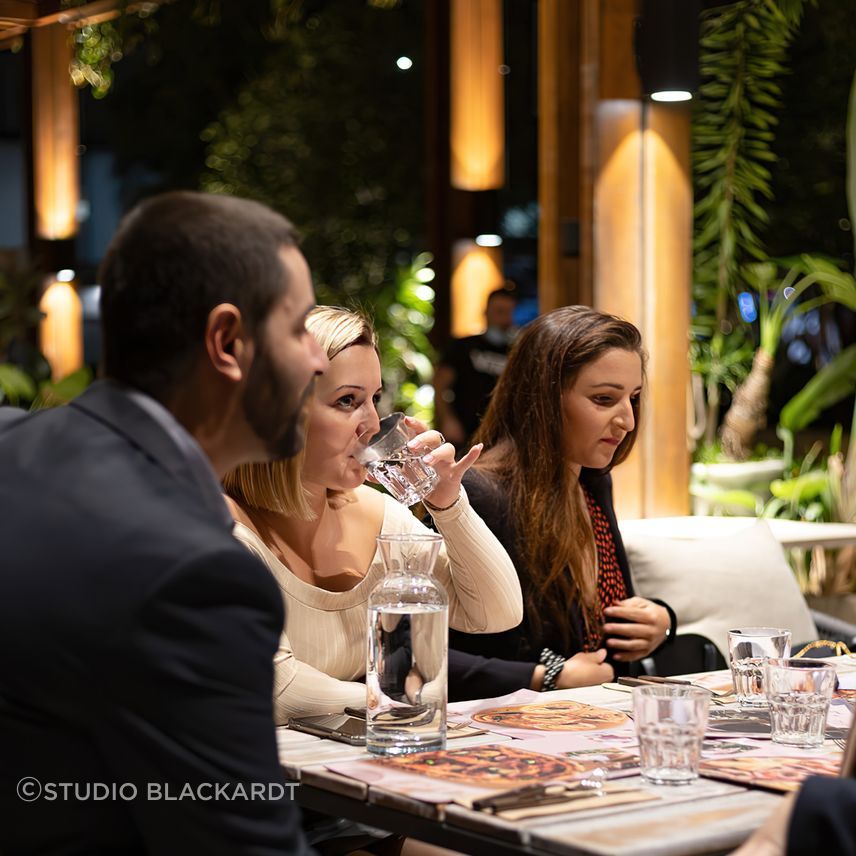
[100,191,299,401]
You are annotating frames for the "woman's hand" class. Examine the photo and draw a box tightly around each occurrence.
[404,416,482,510]
[556,649,615,689]
[603,597,671,661]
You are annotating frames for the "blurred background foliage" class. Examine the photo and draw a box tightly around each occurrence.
[63,0,434,418]
[198,0,431,417]
[691,0,855,460]
[0,257,92,408]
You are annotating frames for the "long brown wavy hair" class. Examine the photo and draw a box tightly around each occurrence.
[472,306,645,649]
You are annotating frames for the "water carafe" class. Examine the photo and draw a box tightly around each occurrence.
[366,533,448,755]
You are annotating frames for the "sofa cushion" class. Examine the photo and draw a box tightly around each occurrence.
[622,520,817,660]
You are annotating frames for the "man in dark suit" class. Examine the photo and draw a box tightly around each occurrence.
[0,192,327,854]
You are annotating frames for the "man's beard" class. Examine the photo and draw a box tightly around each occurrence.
[242,342,314,460]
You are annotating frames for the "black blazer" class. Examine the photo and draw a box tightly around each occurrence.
[0,382,311,855]
[788,777,856,854]
[0,405,27,427]
[447,468,675,700]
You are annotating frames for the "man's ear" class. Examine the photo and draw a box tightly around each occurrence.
[205,303,252,382]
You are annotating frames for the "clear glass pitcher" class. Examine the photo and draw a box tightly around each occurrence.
[366,533,448,755]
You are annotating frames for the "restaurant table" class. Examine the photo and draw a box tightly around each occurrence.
[278,658,856,855]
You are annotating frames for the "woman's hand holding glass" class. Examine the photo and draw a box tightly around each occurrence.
[403,416,483,510]
[602,597,671,661]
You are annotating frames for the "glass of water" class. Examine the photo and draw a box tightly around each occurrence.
[355,412,439,507]
[728,627,792,708]
[633,685,710,785]
[764,658,836,748]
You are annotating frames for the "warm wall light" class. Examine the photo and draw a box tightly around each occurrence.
[475,233,502,247]
[450,0,505,190]
[450,240,505,337]
[651,90,692,102]
[635,0,700,102]
[39,277,83,381]
[31,24,79,240]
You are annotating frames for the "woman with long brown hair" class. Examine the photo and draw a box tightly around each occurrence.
[450,305,676,694]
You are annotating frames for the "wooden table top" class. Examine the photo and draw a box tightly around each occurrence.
[279,658,856,855]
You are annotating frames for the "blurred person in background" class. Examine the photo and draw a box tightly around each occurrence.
[433,286,517,445]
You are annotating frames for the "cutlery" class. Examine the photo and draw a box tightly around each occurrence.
[472,769,641,813]
[617,675,733,698]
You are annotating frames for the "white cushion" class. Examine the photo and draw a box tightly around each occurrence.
[622,520,817,659]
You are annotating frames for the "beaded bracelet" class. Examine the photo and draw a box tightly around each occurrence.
[539,647,566,693]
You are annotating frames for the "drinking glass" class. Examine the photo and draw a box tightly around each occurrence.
[355,413,439,507]
[764,658,836,748]
[728,627,791,708]
[633,685,710,785]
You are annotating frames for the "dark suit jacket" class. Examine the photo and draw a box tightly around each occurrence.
[0,382,310,855]
[788,776,856,854]
[0,405,27,428]
[447,468,675,700]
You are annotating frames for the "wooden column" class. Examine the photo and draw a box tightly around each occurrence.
[590,0,691,518]
[30,21,83,380]
[449,0,504,190]
[30,22,79,241]
[639,103,692,517]
[537,0,595,312]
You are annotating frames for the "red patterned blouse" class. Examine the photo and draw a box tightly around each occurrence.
[582,486,627,652]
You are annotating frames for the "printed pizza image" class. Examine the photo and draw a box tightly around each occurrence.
[376,744,594,787]
[699,755,842,793]
[472,699,629,731]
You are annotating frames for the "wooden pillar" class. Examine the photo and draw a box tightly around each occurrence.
[449,0,504,191]
[538,0,595,312]
[30,22,79,241]
[30,22,83,380]
[639,103,692,517]
[591,0,691,518]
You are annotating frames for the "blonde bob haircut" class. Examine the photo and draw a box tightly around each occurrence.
[222,305,378,520]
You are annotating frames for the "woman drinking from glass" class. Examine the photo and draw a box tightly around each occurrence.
[222,306,522,723]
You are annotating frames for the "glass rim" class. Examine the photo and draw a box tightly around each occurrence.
[357,411,406,444]
[764,657,836,672]
[727,627,792,637]
[376,533,443,544]
[631,684,711,700]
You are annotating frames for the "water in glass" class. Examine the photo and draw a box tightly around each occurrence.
[764,658,835,748]
[767,692,829,747]
[365,451,438,507]
[633,685,710,786]
[366,534,448,756]
[728,628,791,708]
[731,659,768,708]
[637,722,705,785]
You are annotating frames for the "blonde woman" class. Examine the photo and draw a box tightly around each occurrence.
[223,306,523,723]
